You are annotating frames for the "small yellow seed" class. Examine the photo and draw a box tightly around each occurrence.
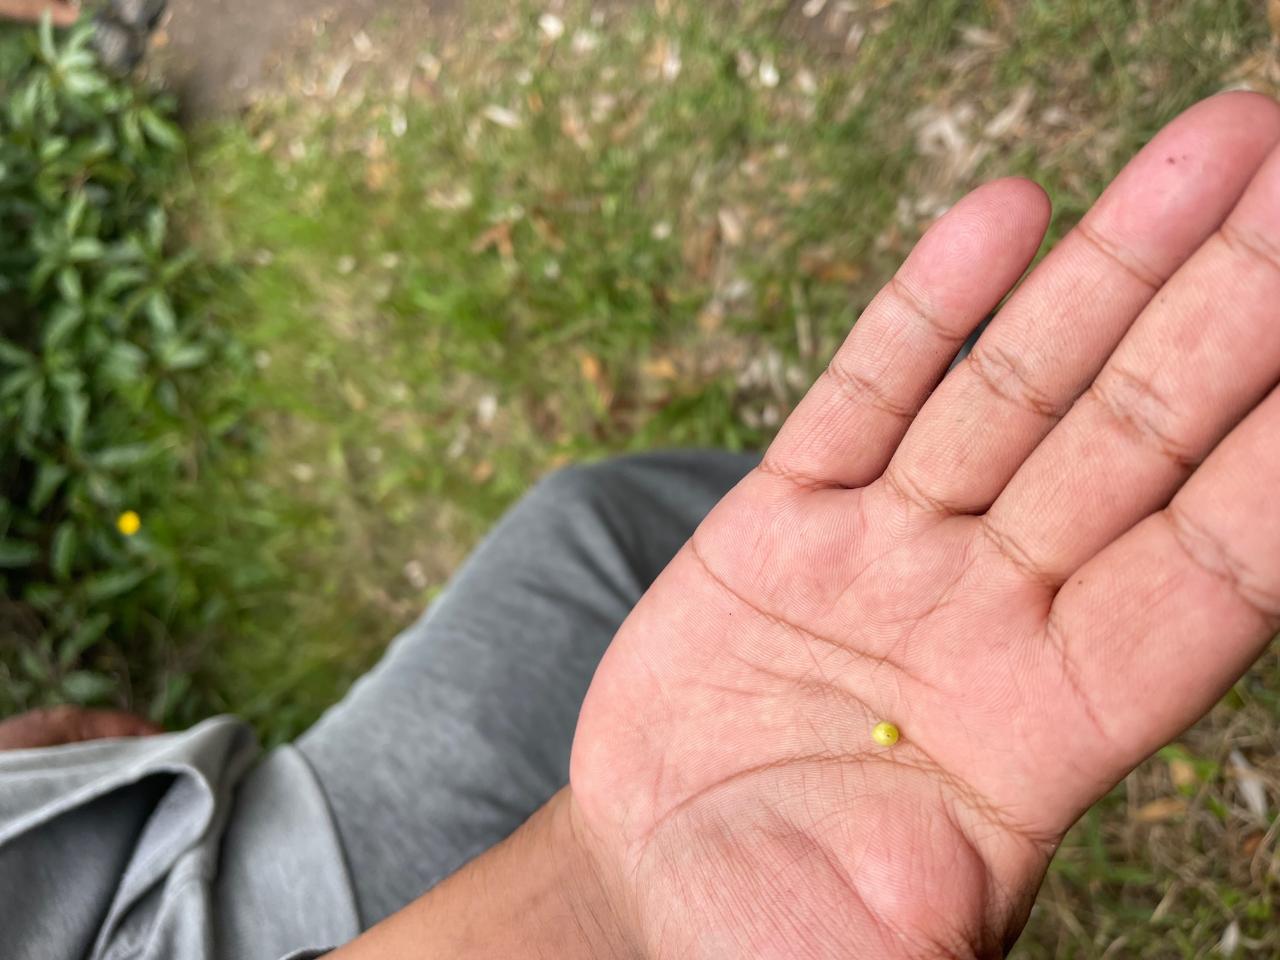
[871,721,900,747]
[116,510,141,537]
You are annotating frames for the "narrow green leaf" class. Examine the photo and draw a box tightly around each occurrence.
[140,109,183,151]
[120,110,143,152]
[0,339,33,367]
[56,266,82,303]
[150,672,192,723]
[43,303,84,351]
[29,461,69,512]
[162,342,209,371]
[63,390,88,449]
[21,378,47,437]
[159,248,198,283]
[99,266,147,298]
[59,50,95,72]
[83,567,149,602]
[100,341,146,382]
[67,237,105,262]
[93,443,155,469]
[63,70,107,97]
[146,208,167,249]
[38,10,56,61]
[24,583,61,612]
[0,539,40,568]
[50,521,76,580]
[38,135,69,161]
[58,613,111,670]
[65,192,87,234]
[1,367,38,400]
[61,671,117,705]
[146,290,176,336]
[18,646,49,683]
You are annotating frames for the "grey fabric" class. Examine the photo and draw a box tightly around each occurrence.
[0,716,358,959]
[0,450,754,956]
[298,450,755,925]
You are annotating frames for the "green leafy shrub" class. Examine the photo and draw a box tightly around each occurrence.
[0,18,240,719]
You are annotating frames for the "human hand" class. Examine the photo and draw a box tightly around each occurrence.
[0,1,79,27]
[569,92,1280,959]
[0,704,161,750]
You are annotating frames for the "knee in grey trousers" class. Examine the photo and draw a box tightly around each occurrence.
[296,450,757,925]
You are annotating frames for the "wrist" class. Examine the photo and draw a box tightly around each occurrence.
[525,786,640,960]
[330,787,639,960]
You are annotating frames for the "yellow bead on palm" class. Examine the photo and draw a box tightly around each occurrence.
[871,721,900,747]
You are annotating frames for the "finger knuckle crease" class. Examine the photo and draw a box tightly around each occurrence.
[979,518,1059,587]
[1088,369,1199,470]
[890,273,967,350]
[966,345,1064,420]
[888,274,967,347]
[1165,507,1280,626]
[756,457,831,491]
[1075,221,1162,289]
[884,466,961,516]
[1220,222,1280,276]
[825,360,917,421]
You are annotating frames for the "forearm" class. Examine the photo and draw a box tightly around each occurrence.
[329,788,636,960]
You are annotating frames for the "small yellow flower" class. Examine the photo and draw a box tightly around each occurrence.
[116,510,141,537]
[872,721,900,747]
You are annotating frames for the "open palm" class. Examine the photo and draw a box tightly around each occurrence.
[570,93,1280,959]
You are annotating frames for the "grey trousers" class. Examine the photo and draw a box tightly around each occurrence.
[296,450,757,927]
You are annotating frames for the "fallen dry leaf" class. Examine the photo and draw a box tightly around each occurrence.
[717,207,746,247]
[643,356,679,381]
[482,104,522,129]
[697,302,725,333]
[1242,830,1266,859]
[1229,749,1270,820]
[1218,920,1240,957]
[783,179,812,203]
[683,222,720,282]
[561,108,592,149]
[799,249,864,284]
[1168,757,1197,789]
[428,185,474,211]
[579,351,602,381]
[365,159,395,191]
[578,350,614,409]
[471,460,494,483]
[659,37,683,81]
[530,214,566,251]
[538,12,565,41]
[984,85,1035,139]
[471,222,516,262]
[1134,797,1187,823]
[752,216,780,241]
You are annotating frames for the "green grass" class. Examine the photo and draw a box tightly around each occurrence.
[22,0,1280,954]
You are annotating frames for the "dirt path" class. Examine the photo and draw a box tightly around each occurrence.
[154,0,457,120]
[147,0,885,121]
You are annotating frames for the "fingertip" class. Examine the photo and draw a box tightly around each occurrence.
[998,176,1052,220]
[913,178,1051,290]
[1204,89,1280,129]
[946,177,1052,245]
